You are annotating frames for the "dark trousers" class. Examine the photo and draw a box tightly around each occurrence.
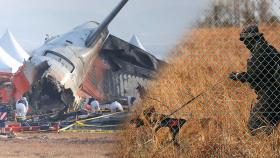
[248,91,280,135]
[0,121,5,128]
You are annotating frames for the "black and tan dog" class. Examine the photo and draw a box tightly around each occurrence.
[130,106,186,147]
[131,106,223,148]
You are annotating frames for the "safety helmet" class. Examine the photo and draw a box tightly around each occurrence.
[240,25,263,41]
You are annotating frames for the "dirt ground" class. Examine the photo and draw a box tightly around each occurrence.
[0,132,119,158]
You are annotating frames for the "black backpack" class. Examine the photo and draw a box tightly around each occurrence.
[87,97,95,104]
[18,99,28,106]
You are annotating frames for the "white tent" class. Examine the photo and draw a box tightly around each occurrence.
[129,35,147,51]
[0,60,12,73]
[0,46,21,73]
[0,30,29,63]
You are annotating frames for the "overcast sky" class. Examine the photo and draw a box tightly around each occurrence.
[0,0,211,59]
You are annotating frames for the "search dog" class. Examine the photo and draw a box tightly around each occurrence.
[130,106,222,148]
[130,106,186,147]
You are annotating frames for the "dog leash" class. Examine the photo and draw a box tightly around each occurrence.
[145,96,172,112]
[138,80,224,149]
[168,80,224,117]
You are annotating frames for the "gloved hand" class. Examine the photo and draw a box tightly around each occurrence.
[228,72,239,80]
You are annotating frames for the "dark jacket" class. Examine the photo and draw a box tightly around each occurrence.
[237,39,280,95]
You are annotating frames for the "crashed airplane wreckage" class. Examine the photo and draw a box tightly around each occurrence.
[9,0,164,114]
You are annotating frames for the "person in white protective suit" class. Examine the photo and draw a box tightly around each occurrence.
[85,97,100,113]
[110,101,124,112]
[15,97,29,121]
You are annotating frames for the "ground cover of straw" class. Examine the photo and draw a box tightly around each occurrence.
[117,25,280,158]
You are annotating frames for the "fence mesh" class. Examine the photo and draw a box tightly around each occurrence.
[118,0,280,157]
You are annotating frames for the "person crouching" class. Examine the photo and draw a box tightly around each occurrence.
[84,97,101,114]
[110,101,124,112]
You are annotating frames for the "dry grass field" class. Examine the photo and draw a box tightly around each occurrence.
[117,25,280,158]
[0,132,119,158]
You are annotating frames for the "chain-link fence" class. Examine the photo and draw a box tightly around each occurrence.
[118,0,280,157]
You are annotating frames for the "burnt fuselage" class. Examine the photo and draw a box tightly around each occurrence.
[22,0,130,113]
